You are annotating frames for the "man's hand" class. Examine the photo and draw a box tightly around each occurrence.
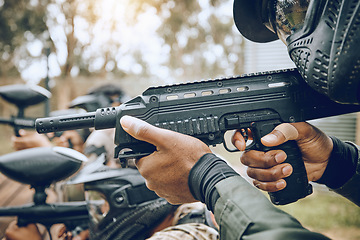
[4,222,42,240]
[57,225,89,240]
[120,115,212,204]
[11,129,52,151]
[232,122,333,192]
[50,130,84,153]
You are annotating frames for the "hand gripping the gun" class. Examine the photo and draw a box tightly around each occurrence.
[35,69,360,205]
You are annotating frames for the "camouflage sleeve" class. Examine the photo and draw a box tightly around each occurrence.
[146,223,219,240]
[147,202,219,240]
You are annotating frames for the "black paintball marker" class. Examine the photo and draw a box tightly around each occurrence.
[0,116,36,130]
[0,84,51,136]
[0,147,89,239]
[48,109,89,144]
[35,69,360,205]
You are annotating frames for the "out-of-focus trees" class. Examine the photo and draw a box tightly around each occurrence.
[130,0,245,81]
[0,0,245,108]
[0,0,48,77]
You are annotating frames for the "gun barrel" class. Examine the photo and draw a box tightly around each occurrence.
[36,112,96,133]
[36,107,118,133]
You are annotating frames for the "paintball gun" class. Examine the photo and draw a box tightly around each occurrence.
[0,116,36,130]
[0,84,51,136]
[48,109,89,141]
[35,69,360,205]
[0,147,89,239]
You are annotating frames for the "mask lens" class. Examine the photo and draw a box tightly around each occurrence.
[86,190,110,224]
[270,0,310,42]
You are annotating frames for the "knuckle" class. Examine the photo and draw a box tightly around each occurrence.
[263,156,274,168]
[240,151,255,166]
[246,167,255,178]
[270,167,281,180]
[247,168,262,181]
[261,182,277,192]
[263,151,278,168]
[240,155,248,165]
[135,124,150,137]
[254,181,273,192]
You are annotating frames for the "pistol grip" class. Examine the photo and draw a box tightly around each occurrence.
[268,140,313,205]
[14,127,21,137]
[251,121,312,205]
[17,218,27,227]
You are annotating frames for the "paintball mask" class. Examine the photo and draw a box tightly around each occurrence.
[69,166,174,240]
[233,0,360,104]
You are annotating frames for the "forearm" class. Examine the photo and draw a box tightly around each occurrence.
[189,153,330,240]
[189,153,239,212]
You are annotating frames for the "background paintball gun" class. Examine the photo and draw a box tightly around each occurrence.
[0,147,89,239]
[35,69,360,205]
[0,84,51,136]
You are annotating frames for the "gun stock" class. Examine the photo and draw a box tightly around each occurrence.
[36,69,360,205]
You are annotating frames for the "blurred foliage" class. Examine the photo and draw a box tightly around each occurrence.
[0,0,245,109]
[132,0,244,79]
[0,0,244,83]
[0,0,48,77]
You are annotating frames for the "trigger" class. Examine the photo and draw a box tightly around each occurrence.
[118,151,151,164]
[240,128,249,142]
[240,128,257,151]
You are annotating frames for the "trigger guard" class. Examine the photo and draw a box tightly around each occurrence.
[244,141,257,151]
[222,134,240,153]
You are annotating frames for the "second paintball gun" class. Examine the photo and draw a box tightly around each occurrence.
[0,84,51,136]
[0,147,89,239]
[0,117,36,130]
[35,69,360,205]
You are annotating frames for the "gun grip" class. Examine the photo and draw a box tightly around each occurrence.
[17,218,28,227]
[268,140,313,205]
[14,127,21,137]
[250,121,312,205]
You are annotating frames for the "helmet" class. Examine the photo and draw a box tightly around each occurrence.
[87,83,131,105]
[233,0,360,104]
[68,163,175,240]
[233,0,278,43]
[69,94,114,112]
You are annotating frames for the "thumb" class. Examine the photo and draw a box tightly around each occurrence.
[261,123,299,147]
[120,115,173,146]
